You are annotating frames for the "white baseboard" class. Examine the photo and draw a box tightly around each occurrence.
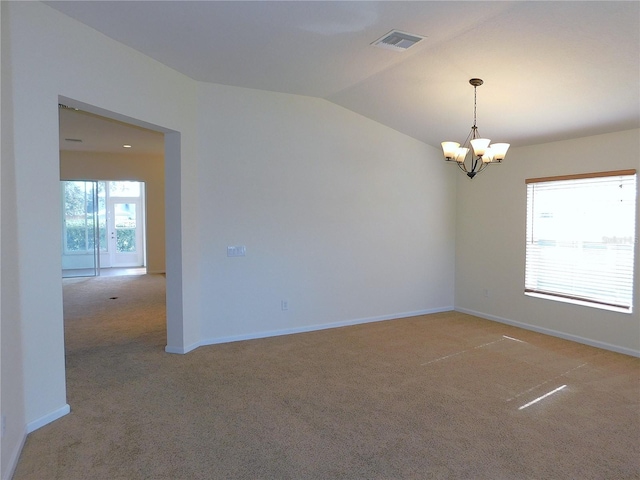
[165,343,200,355]
[2,429,26,480]
[194,307,453,351]
[26,404,71,433]
[455,307,640,358]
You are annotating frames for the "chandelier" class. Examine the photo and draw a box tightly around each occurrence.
[441,78,509,179]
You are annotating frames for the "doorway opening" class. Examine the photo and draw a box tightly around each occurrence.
[58,94,185,355]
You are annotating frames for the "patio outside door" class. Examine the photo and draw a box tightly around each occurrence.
[107,181,144,267]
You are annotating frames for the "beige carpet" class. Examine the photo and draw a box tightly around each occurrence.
[14,274,640,479]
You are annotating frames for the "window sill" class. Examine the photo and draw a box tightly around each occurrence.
[524,291,632,314]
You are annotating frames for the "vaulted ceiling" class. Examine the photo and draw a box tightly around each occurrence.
[52,1,639,154]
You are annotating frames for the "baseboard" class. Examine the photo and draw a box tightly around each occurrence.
[26,404,71,433]
[165,345,184,354]
[2,429,26,480]
[455,307,640,358]
[165,342,200,355]
[196,307,453,350]
[146,269,165,275]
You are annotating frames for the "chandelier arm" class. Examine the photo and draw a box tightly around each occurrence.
[471,157,479,173]
[457,127,478,173]
[475,156,487,174]
[463,128,474,145]
[475,162,489,176]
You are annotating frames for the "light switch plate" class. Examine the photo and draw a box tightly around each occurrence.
[227,245,246,257]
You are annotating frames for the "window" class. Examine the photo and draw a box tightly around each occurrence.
[525,170,637,312]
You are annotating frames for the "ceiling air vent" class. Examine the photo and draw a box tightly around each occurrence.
[371,30,425,51]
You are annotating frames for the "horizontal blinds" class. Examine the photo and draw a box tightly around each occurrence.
[525,171,637,310]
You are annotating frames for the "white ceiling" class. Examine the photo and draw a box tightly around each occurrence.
[59,108,164,155]
[53,1,639,155]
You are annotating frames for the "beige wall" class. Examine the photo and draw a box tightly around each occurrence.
[455,129,640,355]
[60,151,165,273]
[194,83,456,345]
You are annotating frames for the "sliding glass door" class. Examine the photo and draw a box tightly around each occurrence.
[61,181,103,277]
[61,180,145,277]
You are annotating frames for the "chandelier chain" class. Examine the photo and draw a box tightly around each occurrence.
[473,85,477,129]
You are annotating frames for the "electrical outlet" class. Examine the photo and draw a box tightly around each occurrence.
[281,300,289,311]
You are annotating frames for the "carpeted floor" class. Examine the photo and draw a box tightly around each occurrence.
[13,274,640,479]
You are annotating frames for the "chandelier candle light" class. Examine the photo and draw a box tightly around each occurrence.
[442,78,509,179]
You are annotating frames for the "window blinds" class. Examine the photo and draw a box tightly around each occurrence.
[525,170,637,311]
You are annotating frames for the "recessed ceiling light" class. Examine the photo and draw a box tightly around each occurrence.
[123,144,132,148]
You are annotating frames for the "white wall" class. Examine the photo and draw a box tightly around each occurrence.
[3,2,638,478]
[60,151,166,274]
[2,6,456,475]
[1,2,27,478]
[4,0,199,450]
[195,83,456,345]
[455,129,640,355]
